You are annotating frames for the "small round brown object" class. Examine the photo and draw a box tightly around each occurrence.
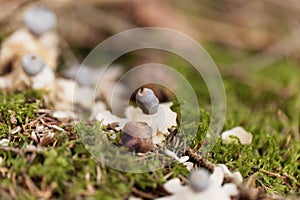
[120,121,153,153]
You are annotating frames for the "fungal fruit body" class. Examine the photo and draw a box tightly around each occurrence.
[221,126,253,145]
[189,168,210,192]
[120,121,153,153]
[24,6,57,36]
[136,87,159,114]
[22,54,45,76]
[156,166,239,200]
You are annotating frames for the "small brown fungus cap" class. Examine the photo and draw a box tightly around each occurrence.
[120,121,153,153]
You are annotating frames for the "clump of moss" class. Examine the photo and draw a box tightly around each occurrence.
[1,41,300,199]
[204,44,300,196]
[0,89,44,139]
[1,127,189,199]
[168,43,300,197]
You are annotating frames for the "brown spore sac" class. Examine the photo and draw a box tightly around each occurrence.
[120,121,153,153]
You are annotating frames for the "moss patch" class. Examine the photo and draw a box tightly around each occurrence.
[0,43,300,199]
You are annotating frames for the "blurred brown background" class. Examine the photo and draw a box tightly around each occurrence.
[0,0,299,71]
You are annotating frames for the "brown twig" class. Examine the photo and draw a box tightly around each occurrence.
[259,169,282,178]
[283,172,300,188]
[131,186,155,199]
[0,146,24,157]
[259,169,295,192]
[185,148,214,172]
[246,172,258,188]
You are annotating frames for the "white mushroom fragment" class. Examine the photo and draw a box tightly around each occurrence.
[30,66,55,90]
[0,28,59,74]
[221,126,253,145]
[125,102,177,137]
[95,101,177,145]
[219,164,243,184]
[156,166,239,200]
[0,139,9,147]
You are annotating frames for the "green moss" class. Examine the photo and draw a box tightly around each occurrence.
[1,42,300,199]
[203,42,251,65]
[203,44,300,196]
[0,89,44,138]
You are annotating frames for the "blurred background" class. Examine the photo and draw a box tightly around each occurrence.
[0,0,300,107]
[1,0,299,57]
[1,0,300,119]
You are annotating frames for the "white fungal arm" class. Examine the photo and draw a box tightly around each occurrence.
[0,29,39,74]
[0,76,11,89]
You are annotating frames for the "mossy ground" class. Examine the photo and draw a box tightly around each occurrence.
[0,43,299,199]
